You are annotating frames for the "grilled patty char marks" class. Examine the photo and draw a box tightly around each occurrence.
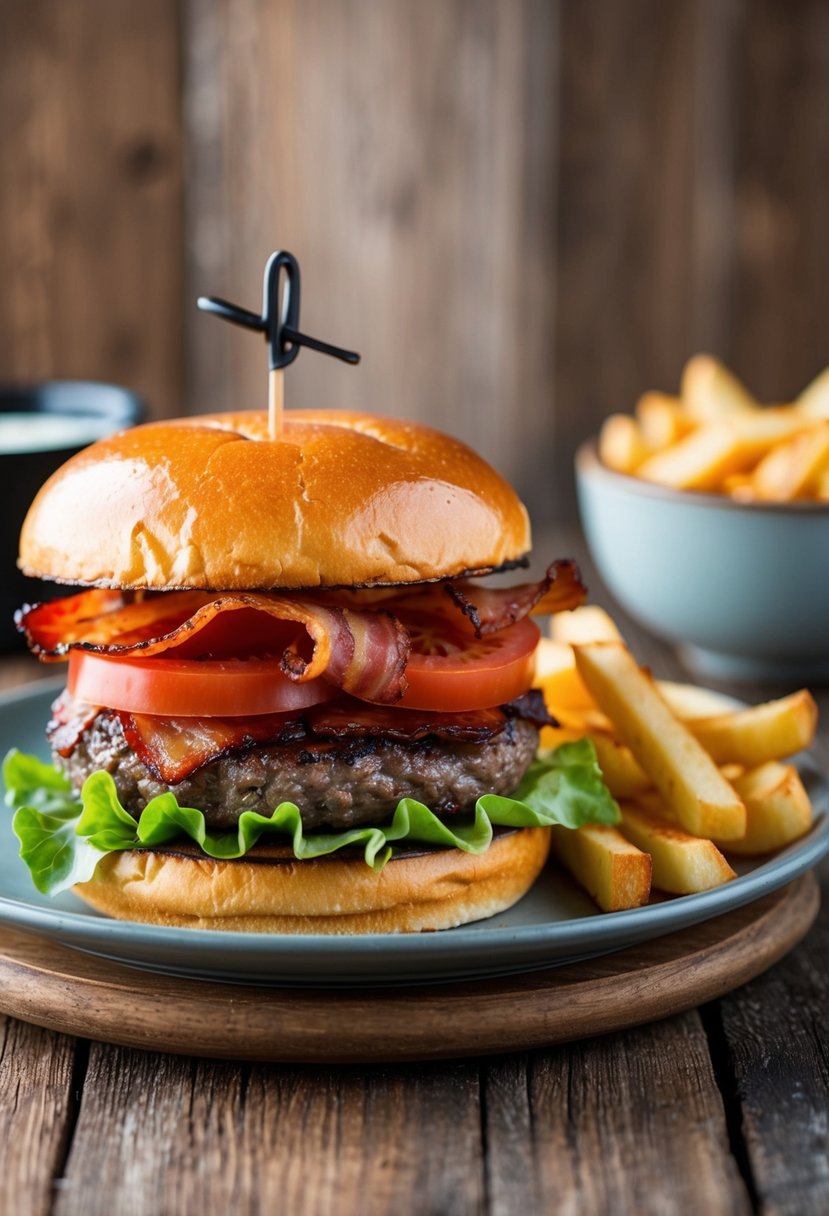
[55,712,539,831]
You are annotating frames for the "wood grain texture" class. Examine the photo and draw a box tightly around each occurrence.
[183,0,560,526]
[713,862,829,1216]
[0,0,183,417]
[731,0,829,402]
[553,0,698,517]
[0,875,817,1063]
[484,1014,751,1216]
[0,1018,78,1216]
[55,1049,484,1216]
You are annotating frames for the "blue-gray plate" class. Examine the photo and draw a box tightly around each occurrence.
[0,681,827,987]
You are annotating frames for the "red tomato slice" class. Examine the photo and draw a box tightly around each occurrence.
[67,652,335,718]
[66,616,540,717]
[397,615,540,712]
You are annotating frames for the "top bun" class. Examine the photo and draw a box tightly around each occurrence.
[19,410,531,590]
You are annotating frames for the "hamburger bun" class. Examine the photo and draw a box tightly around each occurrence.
[72,828,552,933]
[19,410,530,591]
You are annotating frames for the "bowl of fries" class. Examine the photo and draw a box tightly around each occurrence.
[577,355,829,681]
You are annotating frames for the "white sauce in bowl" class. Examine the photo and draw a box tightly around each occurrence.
[0,413,115,454]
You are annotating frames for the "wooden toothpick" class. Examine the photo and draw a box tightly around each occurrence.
[269,368,284,440]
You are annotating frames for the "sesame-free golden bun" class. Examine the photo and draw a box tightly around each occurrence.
[19,410,531,590]
[72,829,552,933]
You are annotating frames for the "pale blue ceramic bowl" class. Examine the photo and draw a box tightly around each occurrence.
[576,442,829,683]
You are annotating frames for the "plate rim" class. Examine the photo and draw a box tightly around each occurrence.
[1,678,827,984]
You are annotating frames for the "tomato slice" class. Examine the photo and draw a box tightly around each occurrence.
[397,615,540,711]
[67,615,540,717]
[67,652,335,718]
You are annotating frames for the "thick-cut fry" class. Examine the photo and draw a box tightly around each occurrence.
[687,690,817,766]
[721,472,757,500]
[635,392,694,449]
[589,733,651,798]
[551,605,622,647]
[795,365,829,418]
[636,413,812,491]
[550,824,652,912]
[573,642,746,840]
[751,423,829,501]
[714,762,814,855]
[618,803,736,894]
[535,637,576,681]
[680,354,758,420]
[597,356,829,499]
[541,728,651,800]
[655,680,737,721]
[598,414,650,473]
[534,638,597,718]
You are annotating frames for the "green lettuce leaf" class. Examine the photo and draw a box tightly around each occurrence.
[4,739,619,897]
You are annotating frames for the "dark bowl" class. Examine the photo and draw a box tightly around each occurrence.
[1,381,145,651]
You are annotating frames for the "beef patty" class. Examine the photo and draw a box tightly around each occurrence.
[56,713,540,832]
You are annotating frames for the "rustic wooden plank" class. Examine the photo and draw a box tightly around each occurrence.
[0,0,183,417]
[711,858,829,1216]
[554,0,699,518]
[183,0,560,527]
[731,0,829,402]
[0,1018,79,1216]
[56,1048,484,1215]
[483,1013,751,1216]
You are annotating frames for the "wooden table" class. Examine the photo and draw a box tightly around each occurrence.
[1,561,827,1216]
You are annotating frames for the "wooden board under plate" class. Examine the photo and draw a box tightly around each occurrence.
[0,873,818,1063]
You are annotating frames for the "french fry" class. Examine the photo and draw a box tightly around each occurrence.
[713,762,814,855]
[680,354,758,420]
[655,680,737,721]
[635,392,694,449]
[795,365,829,419]
[573,642,746,840]
[542,727,651,800]
[721,473,757,501]
[550,824,652,912]
[636,413,813,491]
[751,423,829,501]
[687,690,817,766]
[598,414,650,473]
[589,733,651,799]
[534,638,597,717]
[618,803,736,894]
[551,605,622,646]
[596,357,829,498]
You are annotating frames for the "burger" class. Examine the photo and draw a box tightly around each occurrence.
[6,410,617,932]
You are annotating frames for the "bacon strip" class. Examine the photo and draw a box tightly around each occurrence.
[19,558,583,710]
[19,590,411,704]
[51,690,542,784]
[444,559,586,637]
[47,690,100,758]
[119,710,307,784]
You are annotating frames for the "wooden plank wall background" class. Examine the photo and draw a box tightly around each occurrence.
[1,0,828,530]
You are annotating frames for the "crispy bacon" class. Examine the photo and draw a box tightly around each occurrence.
[118,710,307,784]
[501,688,557,729]
[19,560,584,715]
[444,559,586,637]
[116,703,515,784]
[52,691,548,785]
[47,690,100,758]
[19,591,411,705]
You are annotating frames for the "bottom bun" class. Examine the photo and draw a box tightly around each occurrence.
[73,828,552,933]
